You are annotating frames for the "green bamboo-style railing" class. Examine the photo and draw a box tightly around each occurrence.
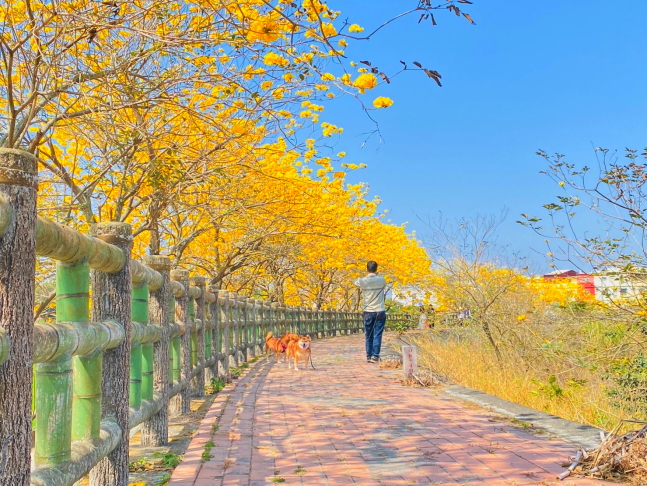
[0,148,415,486]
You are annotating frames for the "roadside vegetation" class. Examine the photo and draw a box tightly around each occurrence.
[413,208,647,430]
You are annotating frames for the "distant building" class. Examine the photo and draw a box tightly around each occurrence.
[392,288,437,308]
[543,268,647,301]
[593,274,646,302]
[543,269,595,296]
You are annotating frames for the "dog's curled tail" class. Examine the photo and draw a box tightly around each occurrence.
[266,331,273,339]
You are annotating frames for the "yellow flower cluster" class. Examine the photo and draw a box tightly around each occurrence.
[353,74,378,93]
[247,16,281,43]
[321,122,343,137]
[372,97,393,109]
[263,52,289,66]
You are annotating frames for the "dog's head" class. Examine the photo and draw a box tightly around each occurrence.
[297,335,311,350]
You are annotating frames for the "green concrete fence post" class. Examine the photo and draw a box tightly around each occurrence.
[210,289,224,381]
[206,286,219,384]
[239,294,248,362]
[279,305,286,337]
[89,222,133,486]
[247,298,256,358]
[190,276,206,397]
[35,259,82,466]
[303,308,308,336]
[228,292,238,367]
[170,269,190,415]
[68,259,101,443]
[254,299,265,356]
[270,302,278,339]
[170,295,179,388]
[261,300,267,351]
[130,282,148,409]
[219,290,231,380]
[296,307,301,335]
[285,306,292,334]
[255,299,261,354]
[203,289,214,384]
[0,149,37,486]
[141,255,171,446]
[305,308,311,337]
[188,294,196,373]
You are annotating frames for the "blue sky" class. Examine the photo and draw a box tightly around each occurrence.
[322,0,647,272]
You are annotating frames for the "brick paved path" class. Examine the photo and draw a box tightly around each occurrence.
[170,334,613,486]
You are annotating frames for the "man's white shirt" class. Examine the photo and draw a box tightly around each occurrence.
[354,273,387,312]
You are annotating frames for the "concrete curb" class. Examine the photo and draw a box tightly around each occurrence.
[443,384,603,450]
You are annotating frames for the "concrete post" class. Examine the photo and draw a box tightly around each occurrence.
[0,149,37,486]
[141,255,171,446]
[89,222,132,486]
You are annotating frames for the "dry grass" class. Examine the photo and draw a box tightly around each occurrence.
[408,331,638,430]
[558,421,647,483]
[377,356,402,370]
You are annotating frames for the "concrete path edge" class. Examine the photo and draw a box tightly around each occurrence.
[443,384,602,450]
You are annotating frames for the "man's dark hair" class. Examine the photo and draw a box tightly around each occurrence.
[367,260,378,273]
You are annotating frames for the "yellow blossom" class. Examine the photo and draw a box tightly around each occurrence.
[247,17,281,43]
[353,73,378,93]
[348,24,364,33]
[263,52,289,66]
[372,97,394,109]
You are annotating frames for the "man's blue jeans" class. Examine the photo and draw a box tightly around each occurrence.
[364,311,387,358]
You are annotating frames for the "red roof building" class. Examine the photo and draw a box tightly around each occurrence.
[543,269,595,296]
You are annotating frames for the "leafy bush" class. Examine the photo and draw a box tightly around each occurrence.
[606,354,647,415]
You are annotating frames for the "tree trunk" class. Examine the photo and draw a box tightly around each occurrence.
[0,149,37,486]
[481,320,502,362]
[89,222,132,486]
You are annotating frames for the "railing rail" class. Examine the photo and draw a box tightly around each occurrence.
[0,148,416,486]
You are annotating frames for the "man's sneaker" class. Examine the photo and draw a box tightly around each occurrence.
[370,356,380,363]
[367,357,374,363]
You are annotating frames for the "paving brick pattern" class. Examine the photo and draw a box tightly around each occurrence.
[170,334,613,485]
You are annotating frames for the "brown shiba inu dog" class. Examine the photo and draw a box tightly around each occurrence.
[286,335,313,371]
[279,333,299,362]
[265,332,287,362]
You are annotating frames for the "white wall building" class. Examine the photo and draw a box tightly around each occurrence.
[594,274,647,302]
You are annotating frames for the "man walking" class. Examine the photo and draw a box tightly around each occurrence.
[354,261,387,363]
